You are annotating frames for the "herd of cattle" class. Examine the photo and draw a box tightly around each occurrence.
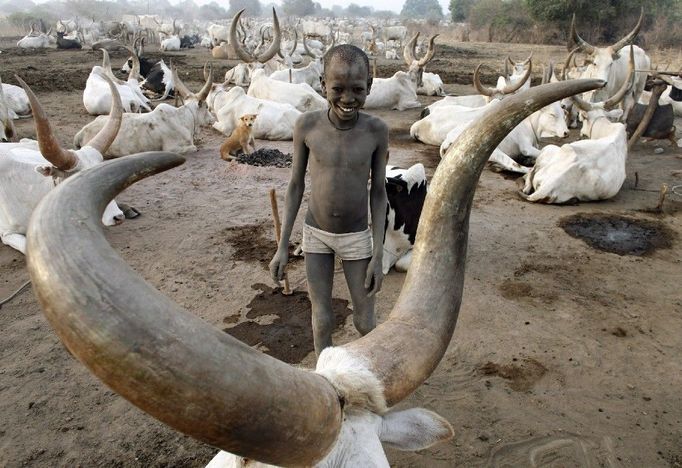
[1,7,681,468]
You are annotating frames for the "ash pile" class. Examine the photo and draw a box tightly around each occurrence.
[236,149,292,168]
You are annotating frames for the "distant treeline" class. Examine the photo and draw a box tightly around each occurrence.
[449,0,682,47]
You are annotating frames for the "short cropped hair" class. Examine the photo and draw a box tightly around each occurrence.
[324,44,370,79]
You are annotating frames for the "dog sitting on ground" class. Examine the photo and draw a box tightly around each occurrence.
[220,114,257,160]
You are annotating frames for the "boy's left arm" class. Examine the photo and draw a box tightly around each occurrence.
[365,121,389,296]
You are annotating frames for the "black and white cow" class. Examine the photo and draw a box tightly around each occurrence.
[121,47,174,99]
[56,31,82,49]
[383,163,427,274]
[180,34,200,49]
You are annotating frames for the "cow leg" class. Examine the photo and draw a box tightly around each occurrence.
[305,253,336,356]
[1,233,27,255]
[342,258,376,337]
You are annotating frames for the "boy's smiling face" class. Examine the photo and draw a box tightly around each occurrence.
[322,58,372,123]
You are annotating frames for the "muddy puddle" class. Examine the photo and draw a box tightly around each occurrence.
[559,213,675,256]
[222,283,353,364]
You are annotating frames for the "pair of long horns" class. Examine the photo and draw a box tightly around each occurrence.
[570,45,636,112]
[474,59,533,97]
[230,8,281,64]
[403,32,438,68]
[278,28,298,58]
[16,71,122,168]
[504,52,532,80]
[571,7,643,55]
[25,76,605,465]
[172,63,213,103]
[302,31,335,60]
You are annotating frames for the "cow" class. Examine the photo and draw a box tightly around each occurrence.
[248,68,327,113]
[639,75,682,117]
[56,31,82,49]
[207,23,230,47]
[0,76,17,142]
[160,20,181,51]
[121,42,174,100]
[627,75,677,146]
[23,79,605,468]
[402,32,443,96]
[381,25,407,48]
[0,73,125,254]
[180,34,200,49]
[74,66,214,157]
[383,164,427,274]
[83,49,151,115]
[570,9,650,120]
[211,86,301,141]
[501,53,533,92]
[520,51,633,203]
[1,78,31,120]
[17,30,51,49]
[301,19,331,39]
[269,59,323,91]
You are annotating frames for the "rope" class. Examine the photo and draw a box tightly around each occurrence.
[0,280,31,309]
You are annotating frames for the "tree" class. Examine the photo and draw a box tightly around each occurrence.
[347,3,373,17]
[198,2,229,20]
[448,0,476,22]
[281,0,316,16]
[228,0,261,16]
[401,0,443,20]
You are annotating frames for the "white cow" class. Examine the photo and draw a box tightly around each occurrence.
[363,71,420,110]
[2,82,32,118]
[269,60,323,91]
[402,33,442,97]
[213,86,301,140]
[570,10,650,120]
[17,31,51,49]
[207,23,230,46]
[75,67,214,156]
[0,74,125,254]
[419,72,445,97]
[0,76,17,142]
[247,69,327,112]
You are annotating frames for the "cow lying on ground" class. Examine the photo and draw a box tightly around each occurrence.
[75,66,214,157]
[0,76,16,142]
[0,72,125,254]
[247,68,327,112]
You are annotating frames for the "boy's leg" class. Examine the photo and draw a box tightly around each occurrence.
[305,252,336,356]
[342,258,376,336]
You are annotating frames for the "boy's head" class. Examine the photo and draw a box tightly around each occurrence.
[321,45,372,122]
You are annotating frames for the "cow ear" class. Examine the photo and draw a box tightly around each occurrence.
[606,108,623,121]
[35,165,57,177]
[379,408,453,451]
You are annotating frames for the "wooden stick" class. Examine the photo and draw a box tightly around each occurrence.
[269,189,291,295]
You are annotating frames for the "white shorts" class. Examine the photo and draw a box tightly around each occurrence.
[301,223,373,261]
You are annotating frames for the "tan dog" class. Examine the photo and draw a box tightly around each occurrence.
[220,114,257,160]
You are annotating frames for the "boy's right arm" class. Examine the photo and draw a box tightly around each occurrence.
[269,115,310,283]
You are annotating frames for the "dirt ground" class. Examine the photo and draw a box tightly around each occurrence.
[1,36,681,467]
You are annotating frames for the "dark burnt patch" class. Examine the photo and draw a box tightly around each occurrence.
[559,213,675,256]
[221,223,301,268]
[479,358,548,391]
[236,148,292,168]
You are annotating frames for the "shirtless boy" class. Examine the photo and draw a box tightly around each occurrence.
[269,44,388,356]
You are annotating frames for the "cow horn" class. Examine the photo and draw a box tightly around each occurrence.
[501,58,532,94]
[256,8,281,63]
[542,61,554,85]
[230,10,254,63]
[417,34,438,67]
[25,151,343,467]
[604,44,635,110]
[171,66,193,100]
[340,78,607,407]
[100,49,126,85]
[504,56,510,80]
[196,62,213,102]
[86,72,123,155]
[612,7,644,53]
[522,52,533,66]
[403,32,419,66]
[124,45,141,81]
[570,13,596,55]
[561,48,580,81]
[473,64,495,97]
[288,28,298,56]
[15,75,77,171]
[302,34,318,58]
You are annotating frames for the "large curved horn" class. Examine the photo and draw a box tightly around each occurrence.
[501,58,532,94]
[570,13,595,55]
[522,52,533,66]
[288,28,298,56]
[504,56,511,80]
[195,62,213,102]
[302,34,319,59]
[124,45,141,81]
[171,66,193,100]
[473,64,495,97]
[604,44,635,110]
[15,75,77,170]
[100,49,126,85]
[256,8,280,63]
[341,78,606,407]
[612,7,644,52]
[561,47,580,80]
[542,61,554,84]
[86,73,123,155]
[417,34,438,67]
[25,152,342,466]
[403,31,419,66]
[230,9,254,63]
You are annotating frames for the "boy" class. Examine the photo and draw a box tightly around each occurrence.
[269,44,388,356]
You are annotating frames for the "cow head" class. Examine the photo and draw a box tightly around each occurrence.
[570,9,643,97]
[532,63,569,138]
[15,71,125,226]
[474,60,532,101]
[502,53,533,91]
[172,63,216,129]
[403,32,438,88]
[24,79,606,468]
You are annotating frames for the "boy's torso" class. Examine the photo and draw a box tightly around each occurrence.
[303,112,378,234]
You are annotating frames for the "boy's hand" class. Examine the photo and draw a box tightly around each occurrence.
[364,256,383,297]
[269,248,289,285]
